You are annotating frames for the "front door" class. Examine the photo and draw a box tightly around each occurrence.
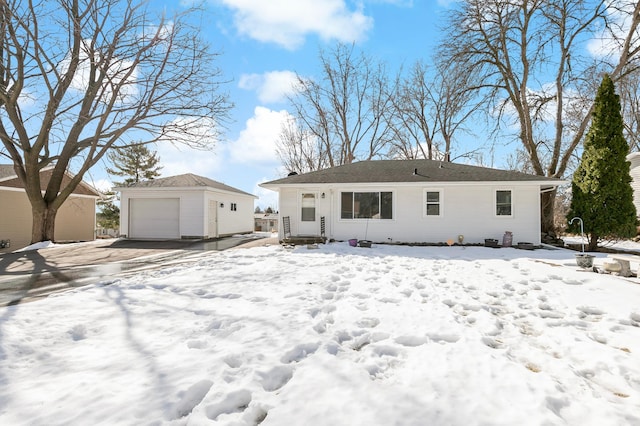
[299,192,317,235]
[208,200,218,238]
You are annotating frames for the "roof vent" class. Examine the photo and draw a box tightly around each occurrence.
[287,171,298,176]
[413,168,418,176]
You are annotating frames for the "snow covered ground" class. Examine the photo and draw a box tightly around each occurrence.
[1,240,639,425]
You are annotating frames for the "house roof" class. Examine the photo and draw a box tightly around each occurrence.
[261,159,564,187]
[0,164,101,196]
[0,165,16,180]
[119,173,256,197]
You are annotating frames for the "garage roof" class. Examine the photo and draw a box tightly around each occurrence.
[119,173,255,197]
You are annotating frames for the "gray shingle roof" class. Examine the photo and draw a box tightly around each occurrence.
[0,164,16,180]
[121,173,255,197]
[261,160,564,186]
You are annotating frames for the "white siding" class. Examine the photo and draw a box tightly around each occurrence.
[119,187,255,239]
[277,183,543,245]
[627,153,640,218]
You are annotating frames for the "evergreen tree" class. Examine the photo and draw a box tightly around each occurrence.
[567,74,637,251]
[106,144,162,186]
[101,144,162,231]
[96,191,120,231]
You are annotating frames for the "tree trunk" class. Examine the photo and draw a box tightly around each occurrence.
[540,190,557,235]
[31,205,58,244]
[587,234,599,252]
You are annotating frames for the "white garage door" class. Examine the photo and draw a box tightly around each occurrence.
[129,198,180,239]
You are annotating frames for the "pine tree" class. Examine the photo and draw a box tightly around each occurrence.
[567,74,637,251]
[106,144,162,186]
[101,144,162,231]
[96,190,120,231]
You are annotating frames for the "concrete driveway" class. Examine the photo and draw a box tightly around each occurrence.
[0,236,278,306]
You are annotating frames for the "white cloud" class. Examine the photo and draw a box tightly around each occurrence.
[238,70,299,103]
[228,106,292,165]
[587,2,640,58]
[218,0,373,49]
[253,180,279,210]
[154,141,224,178]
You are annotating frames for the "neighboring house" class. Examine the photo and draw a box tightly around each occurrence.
[260,159,565,245]
[254,213,279,232]
[117,173,256,239]
[0,164,100,252]
[627,152,640,217]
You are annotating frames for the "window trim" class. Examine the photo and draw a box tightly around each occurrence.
[495,189,513,218]
[423,188,444,218]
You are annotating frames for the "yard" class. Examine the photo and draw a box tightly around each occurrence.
[0,241,638,425]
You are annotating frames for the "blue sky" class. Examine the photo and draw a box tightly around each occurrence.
[84,1,457,209]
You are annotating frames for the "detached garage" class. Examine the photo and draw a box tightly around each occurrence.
[117,173,256,240]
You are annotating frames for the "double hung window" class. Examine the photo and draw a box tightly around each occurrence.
[496,190,512,216]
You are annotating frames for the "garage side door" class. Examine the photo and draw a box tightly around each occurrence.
[129,198,180,239]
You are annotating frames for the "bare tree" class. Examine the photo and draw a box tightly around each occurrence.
[276,117,328,174]
[387,60,484,161]
[618,70,640,151]
[385,62,438,160]
[0,0,231,243]
[286,43,393,168]
[438,0,640,233]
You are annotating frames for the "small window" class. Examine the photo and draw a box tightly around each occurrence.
[301,193,316,221]
[426,191,441,216]
[496,190,512,216]
[230,203,237,211]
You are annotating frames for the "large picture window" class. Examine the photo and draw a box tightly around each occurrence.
[496,190,512,216]
[341,192,392,219]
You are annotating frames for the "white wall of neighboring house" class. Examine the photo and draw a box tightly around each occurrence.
[276,183,543,245]
[627,153,640,217]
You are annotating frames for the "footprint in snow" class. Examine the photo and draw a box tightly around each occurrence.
[173,379,213,419]
[257,365,294,392]
[577,306,606,321]
[394,335,428,347]
[482,336,503,349]
[223,354,243,369]
[371,344,403,357]
[186,340,206,349]
[427,332,461,343]
[356,317,380,328]
[562,277,583,285]
[281,342,320,363]
[308,307,321,318]
[68,325,87,341]
[205,389,252,421]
